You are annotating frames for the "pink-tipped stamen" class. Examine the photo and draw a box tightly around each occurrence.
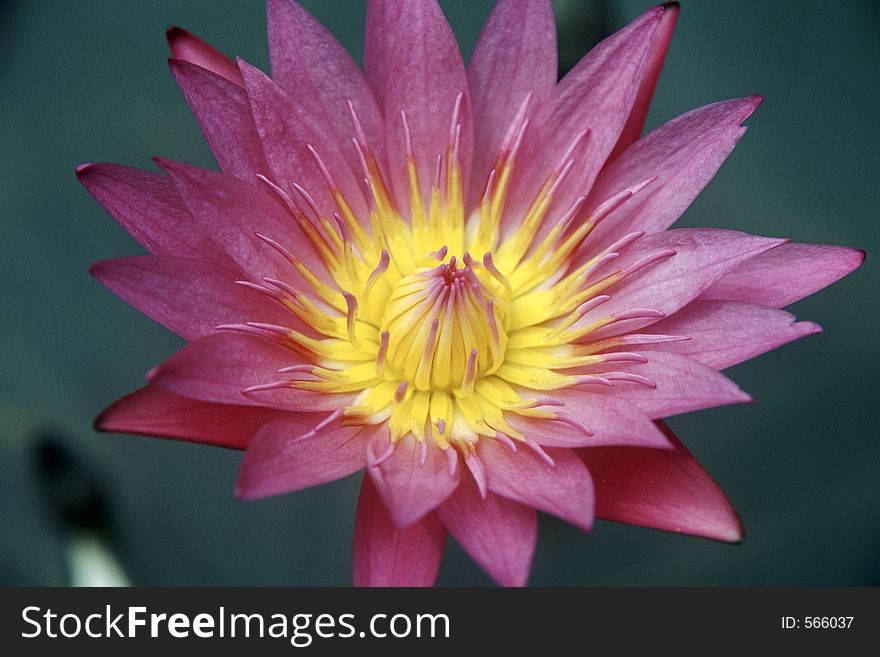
[363,249,390,300]
[551,413,593,437]
[444,446,458,477]
[465,454,488,499]
[276,364,315,374]
[375,330,389,376]
[418,438,428,468]
[255,232,297,265]
[342,291,359,345]
[235,279,284,302]
[617,249,677,280]
[368,439,397,468]
[576,374,615,387]
[460,349,478,396]
[495,433,518,453]
[602,372,657,388]
[346,99,370,149]
[524,438,556,471]
[482,252,512,293]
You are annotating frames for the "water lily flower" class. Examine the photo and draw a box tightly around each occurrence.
[80,0,863,586]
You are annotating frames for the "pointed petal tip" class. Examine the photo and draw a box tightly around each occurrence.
[794,320,823,336]
[166,25,186,43]
[727,525,745,544]
[234,473,266,501]
[497,568,530,588]
[75,162,96,177]
[92,408,113,433]
[87,260,104,279]
[729,95,764,126]
[233,480,249,501]
[665,512,744,544]
[144,364,159,382]
[151,155,171,170]
[853,248,867,265]
[710,507,745,543]
[747,94,765,113]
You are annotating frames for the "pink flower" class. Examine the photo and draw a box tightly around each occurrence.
[81,1,863,586]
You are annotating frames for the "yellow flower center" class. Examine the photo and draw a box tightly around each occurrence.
[380,257,509,392]
[235,98,660,455]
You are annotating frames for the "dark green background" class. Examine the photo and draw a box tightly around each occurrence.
[2,0,877,585]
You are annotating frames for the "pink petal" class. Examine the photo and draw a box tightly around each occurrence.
[367,433,459,529]
[644,299,822,370]
[467,0,556,206]
[584,97,763,253]
[236,415,374,500]
[267,0,384,159]
[76,163,223,261]
[507,391,671,448]
[95,385,283,450]
[155,158,327,283]
[166,26,244,87]
[584,351,752,419]
[90,255,292,340]
[149,333,340,411]
[169,59,269,181]
[502,6,662,236]
[237,59,368,222]
[365,0,473,206]
[579,421,744,542]
[700,242,865,308]
[437,474,536,587]
[478,439,595,531]
[578,229,786,337]
[607,2,679,160]
[352,475,446,587]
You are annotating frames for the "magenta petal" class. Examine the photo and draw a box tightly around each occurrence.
[365,0,473,205]
[700,242,865,308]
[437,473,536,587]
[608,2,679,160]
[508,391,671,449]
[237,59,368,222]
[76,163,219,261]
[95,385,283,450]
[478,440,595,531]
[267,0,384,159]
[585,351,751,419]
[149,333,340,411]
[236,415,374,500]
[579,229,786,337]
[166,26,244,87]
[467,0,556,206]
[155,158,326,283]
[644,300,822,370]
[580,422,744,542]
[169,59,268,181]
[352,475,447,587]
[585,96,762,253]
[367,433,459,529]
[90,255,291,340]
[503,6,662,236]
